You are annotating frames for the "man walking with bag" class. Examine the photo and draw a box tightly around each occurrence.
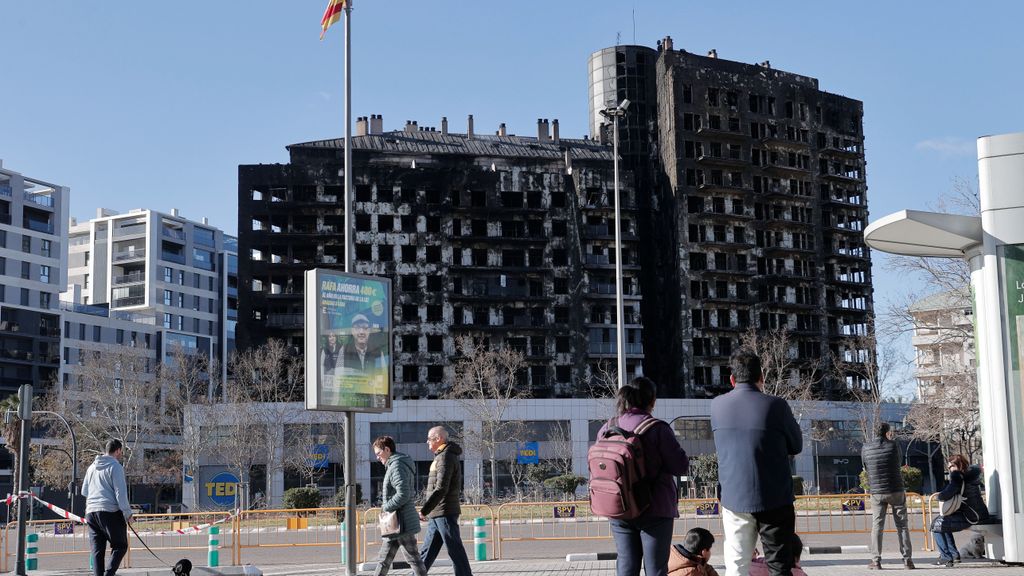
[81,439,132,576]
[419,426,473,576]
[863,422,914,569]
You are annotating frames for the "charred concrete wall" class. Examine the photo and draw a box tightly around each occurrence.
[655,41,873,398]
[238,131,643,399]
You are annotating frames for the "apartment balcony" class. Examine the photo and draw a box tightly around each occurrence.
[162,227,186,241]
[113,251,147,263]
[24,193,55,208]
[588,342,644,356]
[0,184,11,198]
[585,283,642,299]
[112,272,147,286]
[113,296,146,308]
[696,154,747,168]
[266,313,304,328]
[113,223,148,238]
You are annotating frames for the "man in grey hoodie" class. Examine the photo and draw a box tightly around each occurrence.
[81,439,132,576]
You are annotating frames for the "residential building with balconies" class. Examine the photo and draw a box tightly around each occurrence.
[0,160,68,397]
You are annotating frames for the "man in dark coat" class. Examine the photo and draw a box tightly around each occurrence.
[711,350,802,576]
[862,422,914,569]
[419,426,473,576]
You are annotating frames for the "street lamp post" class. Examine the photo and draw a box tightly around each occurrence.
[598,99,631,389]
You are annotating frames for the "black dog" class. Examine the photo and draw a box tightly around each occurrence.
[172,559,192,575]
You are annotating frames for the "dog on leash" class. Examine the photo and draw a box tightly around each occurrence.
[172,559,192,575]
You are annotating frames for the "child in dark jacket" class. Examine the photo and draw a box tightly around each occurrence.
[668,528,720,576]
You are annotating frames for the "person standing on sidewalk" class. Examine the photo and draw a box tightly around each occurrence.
[419,426,473,576]
[597,376,690,576]
[862,422,915,569]
[81,439,132,576]
[712,349,802,576]
[372,435,427,576]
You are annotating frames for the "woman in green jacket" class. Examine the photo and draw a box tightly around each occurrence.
[372,435,427,576]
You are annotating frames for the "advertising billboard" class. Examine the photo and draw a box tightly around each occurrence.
[305,269,392,412]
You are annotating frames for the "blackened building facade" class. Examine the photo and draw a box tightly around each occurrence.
[590,39,873,398]
[238,38,873,400]
[239,119,643,398]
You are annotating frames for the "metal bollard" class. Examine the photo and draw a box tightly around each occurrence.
[26,532,38,571]
[208,525,220,567]
[339,519,346,564]
[473,517,487,561]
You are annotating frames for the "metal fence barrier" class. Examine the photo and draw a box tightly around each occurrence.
[2,493,941,570]
[2,510,233,572]
[360,505,496,564]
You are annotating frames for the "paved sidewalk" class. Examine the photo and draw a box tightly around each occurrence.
[27,553,1024,576]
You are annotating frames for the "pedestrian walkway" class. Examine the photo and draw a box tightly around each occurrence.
[27,552,1024,576]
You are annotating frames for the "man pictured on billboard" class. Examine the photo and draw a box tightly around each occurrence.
[340,314,385,374]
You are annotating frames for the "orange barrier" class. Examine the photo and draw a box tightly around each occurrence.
[360,505,496,563]
[2,510,233,572]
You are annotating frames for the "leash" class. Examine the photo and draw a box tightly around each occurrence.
[128,521,173,568]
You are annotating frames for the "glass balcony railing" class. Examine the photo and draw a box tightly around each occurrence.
[24,193,54,208]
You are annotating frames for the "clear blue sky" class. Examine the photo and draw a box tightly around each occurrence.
[3,1,1022,393]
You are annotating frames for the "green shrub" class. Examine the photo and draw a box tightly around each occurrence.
[283,487,322,509]
[901,465,923,494]
[792,476,804,496]
[543,474,587,498]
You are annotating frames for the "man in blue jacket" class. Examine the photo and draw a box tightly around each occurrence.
[81,439,133,576]
[712,350,802,576]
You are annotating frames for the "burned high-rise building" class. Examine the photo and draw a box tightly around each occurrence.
[239,117,644,398]
[238,38,873,400]
[590,38,873,398]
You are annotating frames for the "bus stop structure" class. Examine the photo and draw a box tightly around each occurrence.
[864,131,1024,562]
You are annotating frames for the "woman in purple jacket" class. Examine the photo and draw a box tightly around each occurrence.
[598,377,690,576]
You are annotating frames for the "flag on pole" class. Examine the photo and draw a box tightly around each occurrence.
[320,0,346,40]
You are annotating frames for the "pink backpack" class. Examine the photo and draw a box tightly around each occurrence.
[588,416,659,520]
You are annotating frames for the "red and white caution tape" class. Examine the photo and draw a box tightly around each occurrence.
[14,492,238,536]
[31,494,87,524]
[2,492,30,506]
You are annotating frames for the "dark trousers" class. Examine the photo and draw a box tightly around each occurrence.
[608,516,675,576]
[419,515,473,576]
[86,511,128,576]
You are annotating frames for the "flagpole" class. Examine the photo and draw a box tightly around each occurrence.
[342,2,357,575]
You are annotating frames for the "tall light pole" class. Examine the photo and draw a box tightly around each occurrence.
[599,99,630,389]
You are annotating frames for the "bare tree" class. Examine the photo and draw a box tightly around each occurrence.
[160,344,218,510]
[545,420,575,477]
[831,331,907,449]
[739,327,824,424]
[283,418,343,488]
[445,335,528,501]
[64,346,165,482]
[904,361,981,463]
[586,360,619,421]
[220,339,304,505]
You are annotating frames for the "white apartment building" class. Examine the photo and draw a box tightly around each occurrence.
[64,208,233,380]
[909,289,974,402]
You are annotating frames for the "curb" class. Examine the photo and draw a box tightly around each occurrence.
[566,552,619,561]
[358,559,451,572]
[804,545,869,554]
